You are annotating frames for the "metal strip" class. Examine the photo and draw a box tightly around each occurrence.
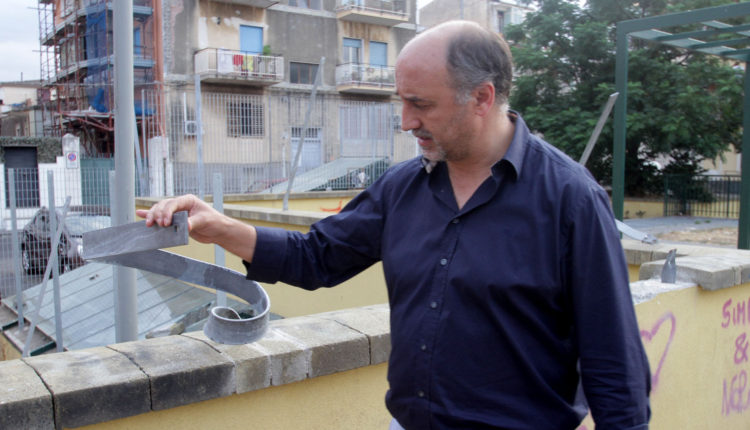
[83,212,269,344]
[82,211,189,260]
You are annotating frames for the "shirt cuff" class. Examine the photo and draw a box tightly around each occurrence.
[242,226,289,283]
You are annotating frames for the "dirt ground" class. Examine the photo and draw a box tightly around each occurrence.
[657,227,738,246]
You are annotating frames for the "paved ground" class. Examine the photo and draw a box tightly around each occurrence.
[623,216,739,247]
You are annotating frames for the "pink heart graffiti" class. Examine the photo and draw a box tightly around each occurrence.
[640,311,676,390]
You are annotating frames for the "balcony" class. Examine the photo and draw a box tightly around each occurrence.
[194,48,284,86]
[335,0,408,26]
[209,0,280,8]
[336,63,395,95]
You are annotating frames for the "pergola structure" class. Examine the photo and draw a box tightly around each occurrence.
[614,2,750,248]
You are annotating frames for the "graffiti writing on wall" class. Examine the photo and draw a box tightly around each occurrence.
[722,297,750,416]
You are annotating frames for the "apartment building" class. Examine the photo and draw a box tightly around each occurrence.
[0,80,43,137]
[35,0,418,197]
[168,0,418,194]
[419,0,531,34]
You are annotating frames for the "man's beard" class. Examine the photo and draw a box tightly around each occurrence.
[413,129,447,162]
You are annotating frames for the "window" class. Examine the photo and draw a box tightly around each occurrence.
[227,102,264,137]
[343,38,362,64]
[240,25,263,54]
[497,11,506,34]
[369,41,387,67]
[290,62,319,84]
[289,0,321,9]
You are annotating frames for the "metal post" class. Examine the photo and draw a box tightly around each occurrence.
[114,0,138,340]
[22,197,71,357]
[47,172,64,352]
[195,74,205,200]
[8,169,23,328]
[738,64,750,249]
[213,173,227,307]
[284,57,325,210]
[612,25,629,221]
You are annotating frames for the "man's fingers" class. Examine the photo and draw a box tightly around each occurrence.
[136,195,200,228]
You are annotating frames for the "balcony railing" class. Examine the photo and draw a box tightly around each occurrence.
[336,63,395,95]
[335,0,408,26]
[194,48,284,85]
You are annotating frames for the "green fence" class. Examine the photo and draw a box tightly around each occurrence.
[663,174,741,218]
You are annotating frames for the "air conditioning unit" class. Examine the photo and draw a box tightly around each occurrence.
[184,120,198,136]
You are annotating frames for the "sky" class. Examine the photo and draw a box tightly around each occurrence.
[0,0,41,82]
[0,0,442,83]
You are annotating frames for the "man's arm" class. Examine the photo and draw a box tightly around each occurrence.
[136,194,258,263]
[567,186,651,429]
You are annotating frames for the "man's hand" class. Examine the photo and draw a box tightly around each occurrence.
[136,194,258,262]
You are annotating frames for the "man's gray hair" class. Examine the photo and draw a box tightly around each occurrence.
[445,25,513,109]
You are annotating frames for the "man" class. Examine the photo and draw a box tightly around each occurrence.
[139,21,650,429]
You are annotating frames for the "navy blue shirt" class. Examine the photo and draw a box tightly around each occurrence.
[245,113,651,429]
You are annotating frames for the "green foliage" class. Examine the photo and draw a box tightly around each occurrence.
[506,0,745,196]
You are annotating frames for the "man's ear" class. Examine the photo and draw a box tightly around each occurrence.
[472,82,496,116]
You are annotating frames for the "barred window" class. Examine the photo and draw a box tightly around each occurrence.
[227,102,264,137]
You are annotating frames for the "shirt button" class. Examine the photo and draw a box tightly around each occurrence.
[418,390,425,398]
[452,218,459,224]
[440,258,448,266]
[430,301,438,309]
[420,344,427,351]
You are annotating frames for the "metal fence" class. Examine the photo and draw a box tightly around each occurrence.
[0,166,112,301]
[147,87,415,196]
[664,174,741,218]
[0,86,417,301]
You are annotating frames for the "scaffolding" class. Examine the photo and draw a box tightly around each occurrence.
[36,0,158,157]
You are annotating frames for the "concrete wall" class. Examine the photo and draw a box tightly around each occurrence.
[4,238,750,428]
[162,0,201,82]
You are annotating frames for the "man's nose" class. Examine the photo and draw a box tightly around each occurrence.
[401,107,419,132]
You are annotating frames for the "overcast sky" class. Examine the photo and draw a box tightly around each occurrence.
[0,0,41,82]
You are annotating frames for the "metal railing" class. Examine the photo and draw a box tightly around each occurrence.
[194,49,285,83]
[664,174,741,218]
[335,63,395,90]
[335,0,408,17]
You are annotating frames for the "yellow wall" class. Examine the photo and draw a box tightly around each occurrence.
[76,363,390,430]
[0,335,20,361]
[623,198,664,219]
[232,196,355,212]
[578,282,750,429]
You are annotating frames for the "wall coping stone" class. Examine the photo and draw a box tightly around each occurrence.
[23,346,151,429]
[0,359,54,429]
[623,239,750,292]
[0,304,391,430]
[108,335,236,411]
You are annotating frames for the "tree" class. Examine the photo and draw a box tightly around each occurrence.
[505,0,744,196]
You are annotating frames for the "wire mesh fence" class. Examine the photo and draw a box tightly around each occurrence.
[0,86,418,304]
[0,166,113,301]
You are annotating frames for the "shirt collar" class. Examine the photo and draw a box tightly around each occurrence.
[420,110,530,180]
[495,110,527,181]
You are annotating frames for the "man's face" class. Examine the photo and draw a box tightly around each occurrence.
[395,50,476,163]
